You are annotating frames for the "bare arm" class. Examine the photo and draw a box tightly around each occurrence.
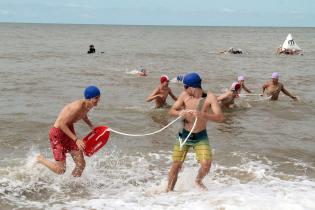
[59,123,77,142]
[57,105,81,141]
[146,87,159,102]
[242,84,252,93]
[216,92,230,102]
[169,92,185,117]
[201,92,225,122]
[82,114,94,129]
[281,85,298,101]
[260,83,268,96]
[169,88,178,101]
[55,102,86,150]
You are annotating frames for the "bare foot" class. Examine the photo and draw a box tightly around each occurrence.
[36,154,45,164]
[195,180,208,191]
[166,188,173,193]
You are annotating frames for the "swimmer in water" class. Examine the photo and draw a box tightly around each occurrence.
[260,72,298,101]
[36,86,101,177]
[87,45,96,54]
[138,66,147,76]
[217,82,241,109]
[237,75,252,93]
[146,75,177,108]
[176,75,184,82]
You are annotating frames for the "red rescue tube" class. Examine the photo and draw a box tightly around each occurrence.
[83,126,110,157]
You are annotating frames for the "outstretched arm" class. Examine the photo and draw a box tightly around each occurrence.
[281,86,298,101]
[146,87,159,102]
[216,92,229,102]
[242,84,252,93]
[169,89,178,101]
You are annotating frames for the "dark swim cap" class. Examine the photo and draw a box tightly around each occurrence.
[177,75,183,81]
[84,86,100,99]
[183,72,202,88]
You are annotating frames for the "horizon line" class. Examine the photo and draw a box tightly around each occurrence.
[1,21,314,28]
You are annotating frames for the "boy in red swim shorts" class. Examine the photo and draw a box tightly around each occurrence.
[37,86,101,177]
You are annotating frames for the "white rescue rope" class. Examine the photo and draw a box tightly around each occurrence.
[239,93,262,96]
[109,115,182,137]
[108,113,198,149]
[178,116,198,149]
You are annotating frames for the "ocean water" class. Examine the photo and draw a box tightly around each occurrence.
[0,23,315,210]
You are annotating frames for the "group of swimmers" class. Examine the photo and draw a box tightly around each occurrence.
[146,72,297,110]
[36,71,297,192]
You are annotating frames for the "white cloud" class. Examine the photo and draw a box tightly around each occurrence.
[64,2,94,9]
[222,8,235,13]
[0,9,15,15]
[81,13,91,18]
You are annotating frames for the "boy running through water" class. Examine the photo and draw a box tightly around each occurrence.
[167,72,224,192]
[37,86,101,177]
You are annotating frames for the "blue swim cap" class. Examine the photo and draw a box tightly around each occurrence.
[84,86,101,99]
[183,72,202,88]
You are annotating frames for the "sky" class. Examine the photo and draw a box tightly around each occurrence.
[0,0,314,27]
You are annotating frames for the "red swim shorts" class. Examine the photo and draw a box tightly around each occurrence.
[49,126,79,161]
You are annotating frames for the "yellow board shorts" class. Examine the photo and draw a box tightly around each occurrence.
[172,129,212,162]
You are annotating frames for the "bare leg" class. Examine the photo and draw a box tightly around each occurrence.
[195,160,211,191]
[70,150,86,177]
[167,161,182,192]
[36,154,66,174]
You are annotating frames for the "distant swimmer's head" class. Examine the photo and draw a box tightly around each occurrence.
[272,72,279,79]
[176,75,184,82]
[90,45,94,48]
[183,72,202,89]
[139,66,145,71]
[160,75,169,84]
[230,82,241,92]
[238,75,245,81]
[84,85,101,100]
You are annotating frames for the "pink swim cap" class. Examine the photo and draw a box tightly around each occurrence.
[238,75,245,81]
[272,72,279,79]
[231,82,241,91]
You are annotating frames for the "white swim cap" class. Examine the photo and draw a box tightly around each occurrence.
[272,72,279,79]
[238,75,245,81]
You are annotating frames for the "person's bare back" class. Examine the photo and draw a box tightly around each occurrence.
[55,100,91,128]
[217,82,240,109]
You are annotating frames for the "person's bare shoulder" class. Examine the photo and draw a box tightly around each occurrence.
[206,91,217,100]
[178,91,188,99]
[206,91,221,105]
[217,91,231,101]
[263,81,271,87]
[67,99,84,111]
